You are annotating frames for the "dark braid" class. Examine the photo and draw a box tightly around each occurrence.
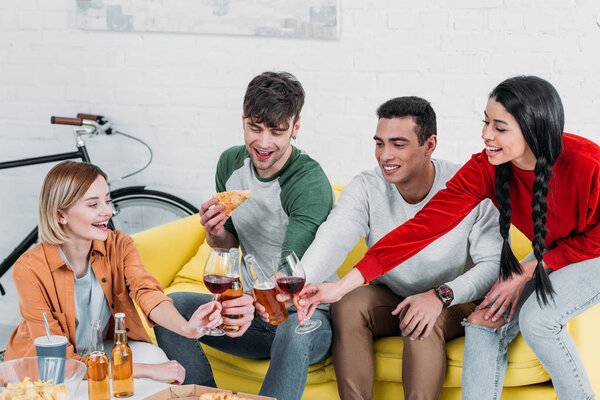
[531,156,555,304]
[494,163,522,279]
[490,75,564,305]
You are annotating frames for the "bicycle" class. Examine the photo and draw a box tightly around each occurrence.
[0,113,199,296]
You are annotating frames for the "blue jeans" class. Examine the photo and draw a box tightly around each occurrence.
[155,292,332,400]
[462,254,600,400]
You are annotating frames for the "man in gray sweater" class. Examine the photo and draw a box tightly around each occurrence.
[299,97,502,400]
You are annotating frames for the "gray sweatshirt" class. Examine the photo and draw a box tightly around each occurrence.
[301,159,502,305]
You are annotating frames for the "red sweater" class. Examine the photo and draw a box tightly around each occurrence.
[356,133,600,283]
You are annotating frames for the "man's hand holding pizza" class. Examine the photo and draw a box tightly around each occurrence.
[200,190,251,248]
[200,197,229,239]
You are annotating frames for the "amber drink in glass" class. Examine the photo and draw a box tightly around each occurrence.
[246,254,288,325]
[220,248,244,332]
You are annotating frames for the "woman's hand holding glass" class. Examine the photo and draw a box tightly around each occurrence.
[184,301,223,338]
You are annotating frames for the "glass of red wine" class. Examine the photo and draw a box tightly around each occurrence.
[275,250,322,334]
[199,248,234,336]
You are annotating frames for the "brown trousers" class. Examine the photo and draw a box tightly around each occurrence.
[330,285,475,400]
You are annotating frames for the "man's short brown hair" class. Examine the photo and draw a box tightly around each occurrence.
[243,71,305,130]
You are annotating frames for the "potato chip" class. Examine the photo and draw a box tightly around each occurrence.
[2,377,68,400]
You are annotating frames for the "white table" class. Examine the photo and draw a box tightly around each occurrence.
[72,378,173,399]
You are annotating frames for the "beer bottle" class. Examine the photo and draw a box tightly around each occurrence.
[87,320,110,400]
[220,248,243,332]
[110,313,134,398]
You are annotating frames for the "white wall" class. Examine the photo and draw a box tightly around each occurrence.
[1,0,600,285]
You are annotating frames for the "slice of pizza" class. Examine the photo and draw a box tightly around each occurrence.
[213,190,252,218]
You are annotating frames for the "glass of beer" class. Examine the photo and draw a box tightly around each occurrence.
[245,254,288,325]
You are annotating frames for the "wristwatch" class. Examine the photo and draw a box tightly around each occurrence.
[434,284,454,308]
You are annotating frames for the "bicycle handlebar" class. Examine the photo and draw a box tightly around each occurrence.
[77,113,104,122]
[51,114,113,135]
[51,116,83,126]
[46,112,147,177]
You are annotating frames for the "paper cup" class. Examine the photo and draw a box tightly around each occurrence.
[34,336,68,384]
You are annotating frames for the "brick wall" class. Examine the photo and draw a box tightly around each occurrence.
[1,0,600,294]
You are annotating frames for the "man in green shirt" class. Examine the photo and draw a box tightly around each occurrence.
[156,71,334,400]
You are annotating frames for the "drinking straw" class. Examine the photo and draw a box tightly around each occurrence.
[42,312,52,341]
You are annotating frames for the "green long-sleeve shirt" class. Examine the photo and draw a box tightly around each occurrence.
[216,145,333,289]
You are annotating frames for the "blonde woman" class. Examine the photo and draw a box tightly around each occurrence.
[5,161,222,384]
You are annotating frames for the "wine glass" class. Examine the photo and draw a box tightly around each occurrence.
[275,250,322,334]
[199,248,234,336]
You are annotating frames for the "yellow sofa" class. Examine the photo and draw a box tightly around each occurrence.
[131,187,600,400]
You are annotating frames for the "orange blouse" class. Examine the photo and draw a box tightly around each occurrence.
[5,230,172,363]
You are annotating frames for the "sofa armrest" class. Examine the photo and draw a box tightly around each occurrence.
[131,214,207,288]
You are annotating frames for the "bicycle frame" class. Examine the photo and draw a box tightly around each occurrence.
[0,143,91,295]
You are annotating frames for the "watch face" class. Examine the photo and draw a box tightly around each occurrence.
[436,285,453,307]
[439,286,452,298]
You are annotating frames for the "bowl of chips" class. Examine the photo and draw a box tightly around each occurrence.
[0,357,86,400]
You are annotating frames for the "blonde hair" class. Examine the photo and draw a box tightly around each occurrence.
[38,161,108,244]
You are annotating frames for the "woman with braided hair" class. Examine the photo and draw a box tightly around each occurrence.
[457,76,599,400]
[298,75,600,399]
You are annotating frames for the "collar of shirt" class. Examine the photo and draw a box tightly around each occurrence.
[44,240,107,272]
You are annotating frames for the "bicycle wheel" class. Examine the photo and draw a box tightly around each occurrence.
[110,186,198,235]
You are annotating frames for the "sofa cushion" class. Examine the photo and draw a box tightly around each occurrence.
[203,346,336,385]
[165,282,211,296]
[170,240,213,288]
[191,333,550,390]
[447,335,549,386]
[132,214,205,288]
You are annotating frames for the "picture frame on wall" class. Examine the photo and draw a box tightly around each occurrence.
[76,0,340,40]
